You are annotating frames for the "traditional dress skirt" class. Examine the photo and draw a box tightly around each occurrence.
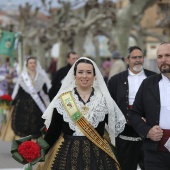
[34,135,118,170]
[12,91,44,138]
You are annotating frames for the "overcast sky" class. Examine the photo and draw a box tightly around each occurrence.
[0,0,61,10]
[0,0,117,11]
[0,0,91,9]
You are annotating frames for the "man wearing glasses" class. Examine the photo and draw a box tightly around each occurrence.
[108,46,157,170]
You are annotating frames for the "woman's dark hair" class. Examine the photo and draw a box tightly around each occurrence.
[26,56,36,66]
[74,59,96,76]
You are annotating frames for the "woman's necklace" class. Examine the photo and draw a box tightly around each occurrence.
[78,91,91,101]
[76,88,92,101]
[28,71,36,85]
[30,75,35,85]
[76,88,92,115]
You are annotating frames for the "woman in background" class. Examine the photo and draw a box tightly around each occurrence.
[1,56,51,141]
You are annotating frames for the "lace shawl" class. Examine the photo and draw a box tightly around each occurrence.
[12,59,51,100]
[55,89,108,136]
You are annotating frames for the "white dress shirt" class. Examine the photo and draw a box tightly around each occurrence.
[128,69,146,105]
[159,74,170,129]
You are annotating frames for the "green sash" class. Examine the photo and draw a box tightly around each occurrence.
[60,91,121,170]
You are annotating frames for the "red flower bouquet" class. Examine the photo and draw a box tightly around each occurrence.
[0,94,12,101]
[18,141,41,163]
[11,135,49,170]
[0,94,13,124]
[0,94,12,107]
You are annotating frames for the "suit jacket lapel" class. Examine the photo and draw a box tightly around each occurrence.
[149,74,162,103]
[120,70,129,89]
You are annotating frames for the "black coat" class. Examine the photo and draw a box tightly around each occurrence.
[127,74,163,151]
[108,69,157,137]
[49,64,72,101]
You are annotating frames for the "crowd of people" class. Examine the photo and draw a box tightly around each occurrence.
[0,43,170,170]
[0,57,18,96]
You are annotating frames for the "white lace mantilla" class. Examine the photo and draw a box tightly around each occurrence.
[19,72,45,93]
[12,71,50,109]
[55,90,108,136]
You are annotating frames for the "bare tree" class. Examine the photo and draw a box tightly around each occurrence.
[8,0,162,68]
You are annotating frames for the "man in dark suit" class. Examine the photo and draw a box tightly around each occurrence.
[108,46,157,170]
[49,51,78,101]
[128,43,170,170]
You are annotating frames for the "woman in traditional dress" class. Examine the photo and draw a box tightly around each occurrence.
[10,56,51,139]
[35,57,126,170]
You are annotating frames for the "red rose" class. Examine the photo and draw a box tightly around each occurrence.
[18,141,41,163]
[0,94,12,101]
[44,127,48,132]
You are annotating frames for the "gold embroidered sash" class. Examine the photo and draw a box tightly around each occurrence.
[60,91,121,170]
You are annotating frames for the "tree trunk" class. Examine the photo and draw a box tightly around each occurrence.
[112,0,158,58]
[35,45,46,68]
[74,30,87,57]
[58,40,69,69]
[93,36,101,68]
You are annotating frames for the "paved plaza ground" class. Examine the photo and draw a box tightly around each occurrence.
[0,139,22,169]
[0,139,141,170]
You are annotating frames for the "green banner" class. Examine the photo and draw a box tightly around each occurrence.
[0,30,16,57]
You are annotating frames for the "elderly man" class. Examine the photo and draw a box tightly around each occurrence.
[108,46,157,170]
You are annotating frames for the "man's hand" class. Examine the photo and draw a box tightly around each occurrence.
[147,125,163,141]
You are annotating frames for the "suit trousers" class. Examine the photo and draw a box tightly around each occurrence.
[144,150,170,170]
[116,136,144,170]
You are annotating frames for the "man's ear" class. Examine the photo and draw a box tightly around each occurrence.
[125,57,129,64]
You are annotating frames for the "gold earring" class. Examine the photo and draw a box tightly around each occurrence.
[74,78,78,87]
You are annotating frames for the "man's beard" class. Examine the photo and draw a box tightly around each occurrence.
[159,63,170,73]
[133,64,143,72]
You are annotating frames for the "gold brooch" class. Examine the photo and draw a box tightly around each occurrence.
[82,106,89,115]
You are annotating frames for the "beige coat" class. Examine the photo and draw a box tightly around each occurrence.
[108,59,126,79]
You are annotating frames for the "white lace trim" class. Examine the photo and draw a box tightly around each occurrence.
[55,89,108,136]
